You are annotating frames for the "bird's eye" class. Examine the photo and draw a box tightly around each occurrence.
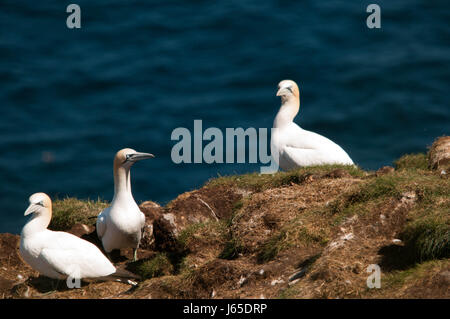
[122,154,132,164]
[286,87,293,93]
[37,201,44,206]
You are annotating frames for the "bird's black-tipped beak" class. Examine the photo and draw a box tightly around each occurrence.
[128,152,155,162]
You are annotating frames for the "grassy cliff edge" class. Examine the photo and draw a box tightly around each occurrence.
[0,138,449,299]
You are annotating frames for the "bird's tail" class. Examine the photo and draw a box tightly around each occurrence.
[98,268,141,286]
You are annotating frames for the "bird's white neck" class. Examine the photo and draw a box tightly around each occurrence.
[21,211,51,238]
[273,97,300,128]
[113,166,135,203]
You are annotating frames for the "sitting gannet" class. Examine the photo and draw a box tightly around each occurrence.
[19,193,139,284]
[97,148,154,261]
[271,80,354,170]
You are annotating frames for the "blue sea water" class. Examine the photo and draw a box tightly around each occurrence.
[0,1,448,234]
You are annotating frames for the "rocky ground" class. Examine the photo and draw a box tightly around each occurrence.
[0,137,449,299]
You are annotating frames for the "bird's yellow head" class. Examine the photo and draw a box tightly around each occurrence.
[276,80,300,101]
[113,148,155,170]
[24,192,52,216]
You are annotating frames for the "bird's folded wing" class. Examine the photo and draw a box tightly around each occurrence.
[284,146,328,167]
[40,247,115,279]
[285,126,337,151]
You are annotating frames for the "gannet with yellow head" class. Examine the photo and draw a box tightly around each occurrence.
[271,80,354,170]
[19,193,139,284]
[96,148,154,261]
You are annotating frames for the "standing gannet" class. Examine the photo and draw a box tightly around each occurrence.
[19,193,139,285]
[271,80,354,170]
[97,148,154,261]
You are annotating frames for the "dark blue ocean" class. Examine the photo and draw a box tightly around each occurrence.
[0,1,448,234]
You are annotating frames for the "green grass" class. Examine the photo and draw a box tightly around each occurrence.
[50,197,109,231]
[218,238,243,260]
[382,259,449,289]
[176,221,228,250]
[400,219,449,262]
[256,225,327,264]
[207,165,365,192]
[321,167,449,230]
[278,285,300,299]
[256,231,287,263]
[128,253,174,280]
[232,200,244,214]
[176,223,206,249]
[415,183,450,205]
[321,175,402,226]
[394,153,429,170]
[346,175,401,204]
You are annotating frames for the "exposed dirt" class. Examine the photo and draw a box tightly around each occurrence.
[151,185,242,251]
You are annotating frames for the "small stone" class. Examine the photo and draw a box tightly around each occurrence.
[392,239,402,244]
[271,278,285,286]
[342,233,354,241]
[289,279,300,286]
[402,192,416,200]
[238,275,247,287]
[258,269,265,276]
[211,290,217,298]
[401,191,417,205]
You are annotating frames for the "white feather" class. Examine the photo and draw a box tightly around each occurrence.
[19,193,117,280]
[97,149,150,254]
[20,231,115,279]
[272,80,354,170]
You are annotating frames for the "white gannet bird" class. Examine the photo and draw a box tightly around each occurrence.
[97,148,154,261]
[271,80,354,170]
[19,193,139,285]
